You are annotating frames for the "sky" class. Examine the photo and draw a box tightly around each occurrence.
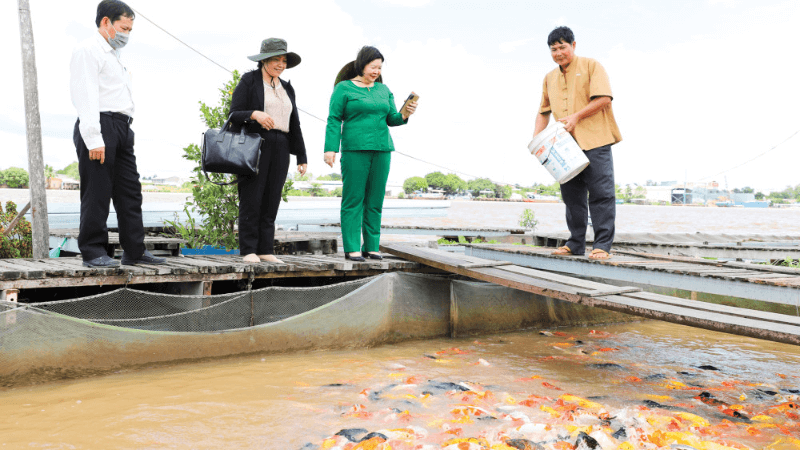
[2,0,799,193]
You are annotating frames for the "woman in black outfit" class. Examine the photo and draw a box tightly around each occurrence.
[229,38,307,263]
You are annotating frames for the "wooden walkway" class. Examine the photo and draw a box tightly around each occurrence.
[381,243,800,346]
[464,244,800,307]
[49,230,340,258]
[509,232,800,261]
[0,253,427,291]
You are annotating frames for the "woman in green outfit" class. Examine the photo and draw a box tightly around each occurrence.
[324,46,418,261]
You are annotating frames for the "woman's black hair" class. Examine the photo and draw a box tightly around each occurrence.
[353,46,384,77]
[547,26,575,47]
[95,0,135,27]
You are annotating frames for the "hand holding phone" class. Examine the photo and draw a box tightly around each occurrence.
[400,91,420,116]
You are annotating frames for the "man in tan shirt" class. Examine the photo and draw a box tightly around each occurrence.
[533,26,621,260]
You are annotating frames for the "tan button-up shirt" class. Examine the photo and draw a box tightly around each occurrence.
[539,56,622,150]
[263,81,293,133]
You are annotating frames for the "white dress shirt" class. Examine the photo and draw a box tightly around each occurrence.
[70,32,134,150]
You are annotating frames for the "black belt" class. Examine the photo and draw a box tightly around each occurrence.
[101,111,133,125]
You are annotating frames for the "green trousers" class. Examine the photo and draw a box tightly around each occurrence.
[340,150,391,253]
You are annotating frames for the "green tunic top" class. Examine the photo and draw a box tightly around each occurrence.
[324,81,407,153]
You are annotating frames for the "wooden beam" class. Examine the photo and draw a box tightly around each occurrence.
[17,0,49,259]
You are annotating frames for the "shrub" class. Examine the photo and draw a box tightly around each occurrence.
[519,208,538,231]
[0,201,32,258]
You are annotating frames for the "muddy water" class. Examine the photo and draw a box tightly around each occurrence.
[2,320,799,449]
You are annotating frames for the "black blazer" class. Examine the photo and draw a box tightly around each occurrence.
[229,69,307,165]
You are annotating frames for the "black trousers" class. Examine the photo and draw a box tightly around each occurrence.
[237,131,290,255]
[559,144,616,254]
[73,115,145,261]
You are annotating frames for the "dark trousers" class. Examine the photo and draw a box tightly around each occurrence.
[73,115,145,261]
[237,131,290,255]
[559,145,616,254]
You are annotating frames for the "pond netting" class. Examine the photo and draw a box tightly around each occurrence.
[27,277,374,332]
[0,272,632,386]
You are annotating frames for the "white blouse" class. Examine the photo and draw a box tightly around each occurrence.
[263,80,293,133]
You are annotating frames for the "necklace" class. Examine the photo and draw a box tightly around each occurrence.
[265,76,279,97]
[354,77,373,91]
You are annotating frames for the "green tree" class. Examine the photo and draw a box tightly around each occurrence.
[310,182,328,197]
[0,167,29,188]
[331,187,343,197]
[534,182,562,199]
[493,183,512,199]
[44,164,55,180]
[633,186,647,199]
[442,173,467,195]
[424,171,447,191]
[317,173,342,181]
[57,162,80,180]
[755,191,765,200]
[467,178,494,197]
[403,176,428,194]
[294,171,312,181]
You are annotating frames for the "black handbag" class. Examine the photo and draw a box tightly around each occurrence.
[201,117,263,185]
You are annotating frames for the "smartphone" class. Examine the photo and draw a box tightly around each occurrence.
[400,92,419,115]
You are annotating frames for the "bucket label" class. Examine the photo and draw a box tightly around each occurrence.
[550,148,568,169]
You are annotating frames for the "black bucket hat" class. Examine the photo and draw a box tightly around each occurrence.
[248,38,301,68]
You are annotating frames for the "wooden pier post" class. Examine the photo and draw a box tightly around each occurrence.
[17,0,50,259]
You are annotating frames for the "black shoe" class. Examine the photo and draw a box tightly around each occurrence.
[344,253,366,262]
[121,249,166,265]
[362,251,383,260]
[82,255,120,268]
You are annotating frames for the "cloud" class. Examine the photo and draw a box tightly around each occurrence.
[499,38,535,54]
[380,0,433,6]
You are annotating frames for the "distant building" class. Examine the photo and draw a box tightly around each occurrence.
[152,176,184,186]
[671,187,692,204]
[60,177,80,190]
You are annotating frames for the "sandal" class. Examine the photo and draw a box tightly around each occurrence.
[552,245,573,255]
[588,248,611,260]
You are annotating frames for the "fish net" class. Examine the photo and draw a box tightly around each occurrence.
[28,277,373,332]
[0,272,632,386]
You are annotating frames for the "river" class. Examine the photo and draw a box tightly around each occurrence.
[2,199,800,449]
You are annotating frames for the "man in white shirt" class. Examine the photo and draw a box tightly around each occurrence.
[70,0,164,267]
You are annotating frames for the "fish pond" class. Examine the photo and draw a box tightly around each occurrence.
[1,319,799,449]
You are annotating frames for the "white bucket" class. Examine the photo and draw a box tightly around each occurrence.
[527,122,589,184]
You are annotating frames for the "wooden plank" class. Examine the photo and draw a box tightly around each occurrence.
[623,291,800,327]
[585,286,642,297]
[166,257,224,274]
[181,255,242,273]
[457,261,512,269]
[0,260,44,279]
[0,261,24,280]
[497,264,634,292]
[279,255,335,271]
[592,294,800,346]
[52,257,130,277]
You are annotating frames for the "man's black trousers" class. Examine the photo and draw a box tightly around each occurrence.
[73,115,145,261]
[559,144,616,254]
